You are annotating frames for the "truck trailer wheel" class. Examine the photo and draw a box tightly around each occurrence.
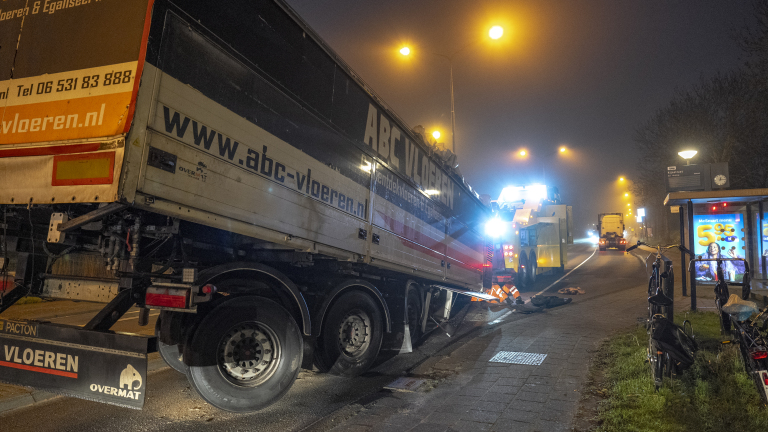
[316,290,384,377]
[528,252,538,284]
[155,313,185,374]
[405,284,424,344]
[184,296,302,413]
[517,255,528,289]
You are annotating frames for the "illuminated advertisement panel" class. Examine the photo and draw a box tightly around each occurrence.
[693,213,745,282]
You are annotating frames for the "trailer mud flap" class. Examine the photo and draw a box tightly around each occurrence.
[0,320,152,409]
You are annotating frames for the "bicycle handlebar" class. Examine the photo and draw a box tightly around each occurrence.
[687,256,751,276]
[624,241,692,256]
[689,257,748,263]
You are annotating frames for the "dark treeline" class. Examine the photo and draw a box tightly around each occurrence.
[632,0,768,241]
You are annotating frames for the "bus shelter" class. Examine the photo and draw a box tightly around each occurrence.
[664,188,768,310]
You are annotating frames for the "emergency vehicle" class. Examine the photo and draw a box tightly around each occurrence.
[485,185,573,293]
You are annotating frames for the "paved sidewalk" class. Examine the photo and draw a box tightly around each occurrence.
[319,282,649,432]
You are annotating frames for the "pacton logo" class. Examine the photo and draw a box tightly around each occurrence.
[90,364,143,400]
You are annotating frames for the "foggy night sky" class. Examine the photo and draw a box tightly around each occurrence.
[285,0,754,232]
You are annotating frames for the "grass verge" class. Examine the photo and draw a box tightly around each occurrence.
[596,311,768,432]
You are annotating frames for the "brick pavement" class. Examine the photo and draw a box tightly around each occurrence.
[324,275,651,432]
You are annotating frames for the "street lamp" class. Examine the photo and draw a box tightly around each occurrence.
[398,25,505,154]
[678,150,697,165]
[432,130,441,140]
[521,147,571,183]
[489,26,504,40]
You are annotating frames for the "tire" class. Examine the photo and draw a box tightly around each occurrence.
[647,277,660,330]
[648,321,664,390]
[716,282,731,334]
[736,329,768,405]
[405,285,423,344]
[316,290,384,377]
[527,252,538,285]
[184,296,302,413]
[517,255,528,289]
[155,313,185,374]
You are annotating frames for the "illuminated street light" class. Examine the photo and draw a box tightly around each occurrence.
[559,146,566,153]
[619,177,625,182]
[678,150,697,165]
[624,193,629,197]
[519,150,527,157]
[397,25,506,155]
[489,26,504,40]
[432,130,441,140]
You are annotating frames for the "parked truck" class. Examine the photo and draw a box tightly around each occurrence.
[598,213,626,251]
[485,185,573,290]
[0,0,495,412]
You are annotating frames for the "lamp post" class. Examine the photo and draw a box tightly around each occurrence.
[399,25,504,154]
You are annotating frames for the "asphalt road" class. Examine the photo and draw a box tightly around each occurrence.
[0,243,648,431]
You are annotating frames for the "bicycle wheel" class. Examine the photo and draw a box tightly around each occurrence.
[736,328,768,405]
[715,282,731,334]
[647,276,660,330]
[751,361,768,405]
[648,321,664,390]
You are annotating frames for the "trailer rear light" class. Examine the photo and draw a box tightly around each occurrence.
[182,268,197,283]
[145,286,190,309]
[752,350,768,360]
[201,284,217,295]
[763,372,768,386]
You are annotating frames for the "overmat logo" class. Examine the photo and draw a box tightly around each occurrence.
[89,364,143,400]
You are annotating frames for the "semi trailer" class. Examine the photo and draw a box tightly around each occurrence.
[0,0,494,412]
[598,213,626,251]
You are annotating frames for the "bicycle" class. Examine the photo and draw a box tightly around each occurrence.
[692,256,768,404]
[627,241,694,389]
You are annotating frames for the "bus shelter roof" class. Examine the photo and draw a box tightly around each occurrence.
[664,188,768,206]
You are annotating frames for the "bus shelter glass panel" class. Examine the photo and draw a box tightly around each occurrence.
[758,201,768,279]
[692,204,748,283]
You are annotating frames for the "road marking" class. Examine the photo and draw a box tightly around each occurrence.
[488,311,512,325]
[117,311,160,322]
[534,246,598,296]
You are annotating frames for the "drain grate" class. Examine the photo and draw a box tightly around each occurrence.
[489,351,547,365]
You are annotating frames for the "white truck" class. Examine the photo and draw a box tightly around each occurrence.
[0,0,493,412]
[598,213,626,251]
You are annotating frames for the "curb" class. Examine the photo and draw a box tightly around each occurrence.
[0,355,167,415]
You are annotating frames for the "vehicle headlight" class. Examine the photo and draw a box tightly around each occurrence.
[485,218,506,237]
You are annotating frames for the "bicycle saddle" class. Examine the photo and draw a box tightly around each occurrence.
[648,292,673,307]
